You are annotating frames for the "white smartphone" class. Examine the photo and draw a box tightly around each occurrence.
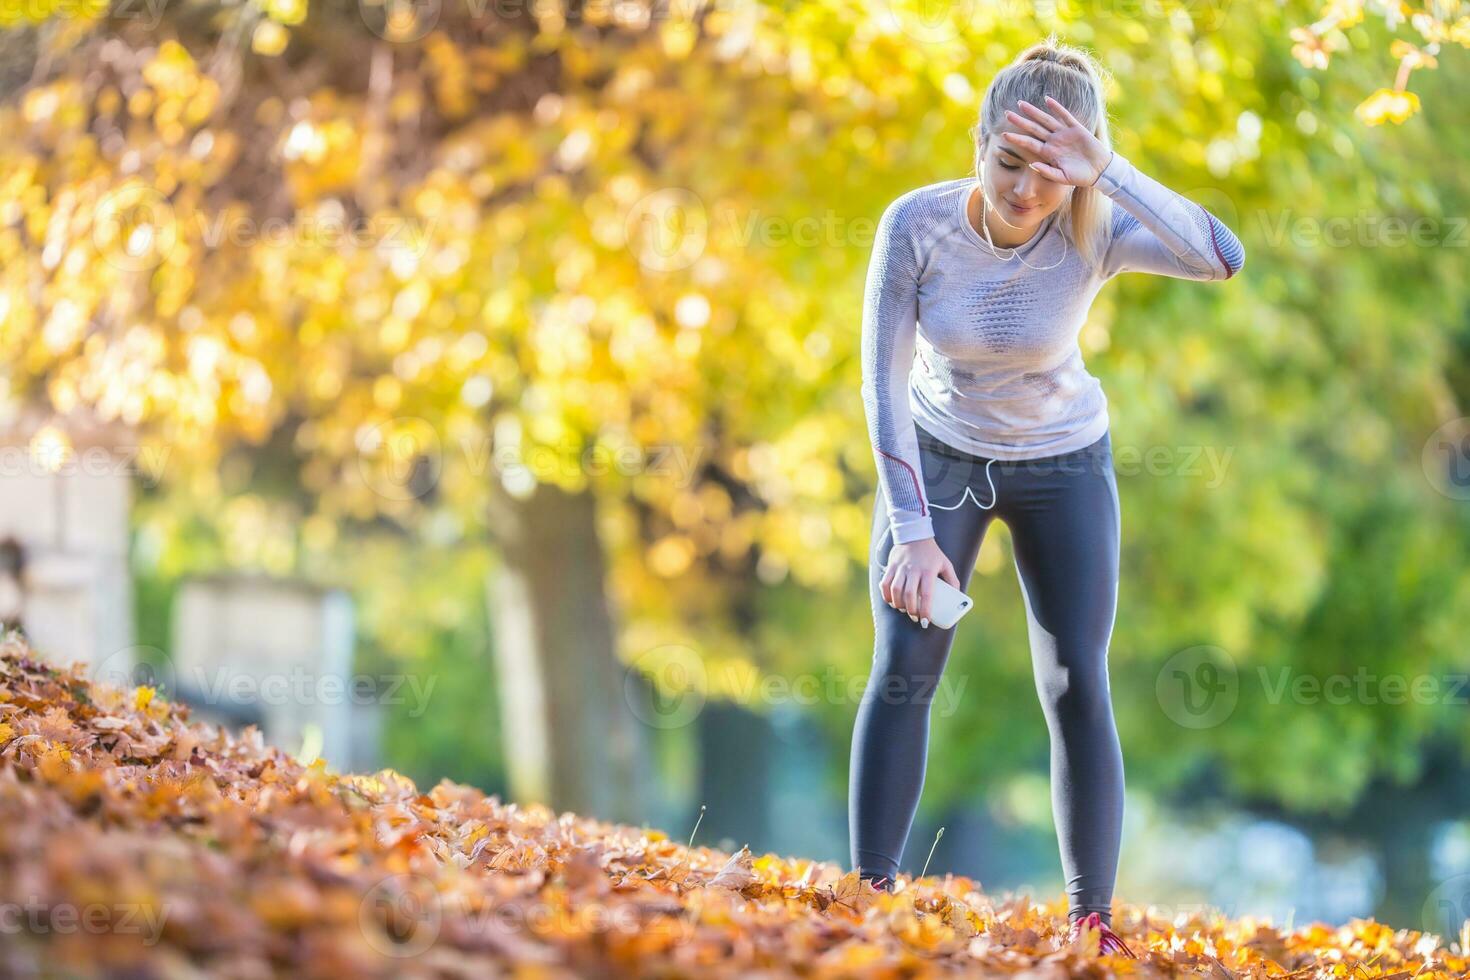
[882,567,974,629]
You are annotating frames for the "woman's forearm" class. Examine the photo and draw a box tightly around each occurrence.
[1091,150,1247,281]
[861,195,935,544]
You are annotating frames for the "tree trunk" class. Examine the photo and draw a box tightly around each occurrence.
[484,477,645,823]
[696,700,772,850]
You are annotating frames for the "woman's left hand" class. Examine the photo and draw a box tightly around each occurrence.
[1002,96,1114,187]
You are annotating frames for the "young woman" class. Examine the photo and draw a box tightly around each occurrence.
[849,38,1245,957]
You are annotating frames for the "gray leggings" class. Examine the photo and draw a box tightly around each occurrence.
[849,420,1124,923]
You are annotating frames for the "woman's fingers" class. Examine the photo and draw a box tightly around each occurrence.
[1029,160,1069,182]
[903,574,922,622]
[1044,95,1083,129]
[1016,99,1062,131]
[887,565,906,612]
[1002,130,1047,154]
[1004,131,1067,175]
[884,561,949,626]
[1003,108,1050,140]
[939,563,961,590]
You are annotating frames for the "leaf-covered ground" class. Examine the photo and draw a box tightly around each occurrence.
[1,636,1466,979]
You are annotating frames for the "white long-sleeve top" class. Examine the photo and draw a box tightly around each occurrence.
[860,150,1247,544]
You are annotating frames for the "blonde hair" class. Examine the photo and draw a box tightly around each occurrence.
[969,34,1114,275]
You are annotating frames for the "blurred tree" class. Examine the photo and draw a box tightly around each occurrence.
[1288,0,1468,124]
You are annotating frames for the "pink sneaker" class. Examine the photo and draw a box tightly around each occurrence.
[1067,911,1137,958]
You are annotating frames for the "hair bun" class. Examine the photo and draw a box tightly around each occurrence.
[1011,33,1107,80]
[1024,47,1066,63]
[1020,43,1090,74]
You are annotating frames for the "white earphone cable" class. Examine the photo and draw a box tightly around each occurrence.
[928,457,999,512]
[974,162,1070,272]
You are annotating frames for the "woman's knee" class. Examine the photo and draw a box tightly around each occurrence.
[1036,656,1113,721]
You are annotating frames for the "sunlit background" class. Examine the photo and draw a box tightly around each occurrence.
[2,0,1469,939]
